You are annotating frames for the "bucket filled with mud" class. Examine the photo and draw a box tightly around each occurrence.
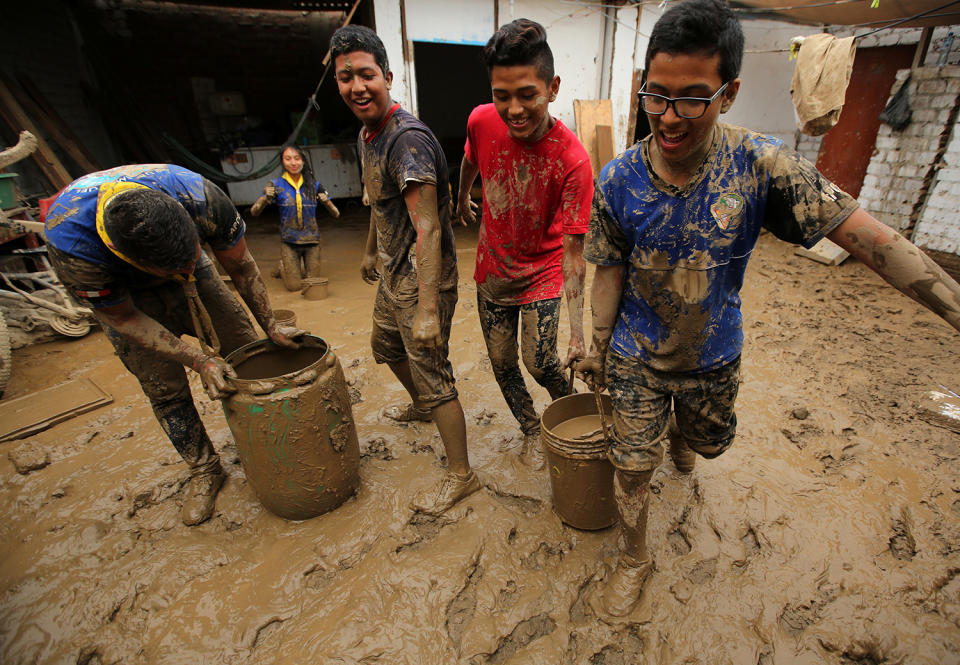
[541,392,617,530]
[222,335,360,520]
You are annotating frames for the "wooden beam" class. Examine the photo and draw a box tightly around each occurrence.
[912,27,934,69]
[0,79,73,189]
[1,73,99,175]
[16,74,101,173]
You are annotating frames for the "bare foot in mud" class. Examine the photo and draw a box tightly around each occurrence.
[409,469,481,516]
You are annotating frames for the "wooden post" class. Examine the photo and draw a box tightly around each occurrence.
[912,27,934,70]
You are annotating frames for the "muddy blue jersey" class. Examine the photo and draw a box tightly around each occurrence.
[271,174,322,244]
[586,124,858,373]
[44,165,244,307]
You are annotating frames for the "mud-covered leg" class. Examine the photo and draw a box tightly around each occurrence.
[280,242,302,291]
[193,259,258,355]
[602,468,655,616]
[303,243,322,279]
[477,294,539,436]
[519,297,567,400]
[104,326,225,526]
[667,413,696,473]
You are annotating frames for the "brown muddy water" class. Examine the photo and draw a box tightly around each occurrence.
[1,210,959,664]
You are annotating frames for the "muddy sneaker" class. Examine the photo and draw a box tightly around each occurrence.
[519,432,545,470]
[600,554,654,617]
[384,403,433,423]
[410,470,481,516]
[181,466,226,526]
[668,434,696,474]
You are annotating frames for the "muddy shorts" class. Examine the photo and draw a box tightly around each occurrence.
[370,283,458,409]
[604,350,740,473]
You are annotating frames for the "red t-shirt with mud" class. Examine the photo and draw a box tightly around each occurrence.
[465,103,592,305]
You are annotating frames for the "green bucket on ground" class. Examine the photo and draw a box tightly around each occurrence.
[0,173,19,210]
[222,335,360,520]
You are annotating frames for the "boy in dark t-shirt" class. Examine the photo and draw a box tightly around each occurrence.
[331,25,479,516]
[575,0,960,617]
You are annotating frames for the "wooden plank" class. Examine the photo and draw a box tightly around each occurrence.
[574,99,613,178]
[794,238,850,266]
[14,73,101,173]
[596,123,614,169]
[0,377,113,443]
[918,390,960,434]
[0,79,73,189]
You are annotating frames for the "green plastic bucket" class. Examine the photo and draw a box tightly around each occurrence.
[0,173,19,210]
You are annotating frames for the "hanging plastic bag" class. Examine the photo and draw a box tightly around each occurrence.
[879,74,912,131]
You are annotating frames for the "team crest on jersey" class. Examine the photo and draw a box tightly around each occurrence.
[710,192,744,230]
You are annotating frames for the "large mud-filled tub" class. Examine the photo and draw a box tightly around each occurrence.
[222,336,360,520]
[541,392,617,530]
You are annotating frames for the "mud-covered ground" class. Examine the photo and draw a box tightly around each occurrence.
[1,208,959,665]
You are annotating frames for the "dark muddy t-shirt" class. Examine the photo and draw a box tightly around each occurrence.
[585,124,858,373]
[359,106,458,304]
[45,166,244,308]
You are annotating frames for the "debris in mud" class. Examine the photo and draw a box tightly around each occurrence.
[792,407,810,420]
[474,408,497,425]
[8,443,50,474]
[484,613,557,664]
[890,506,917,560]
[361,436,395,461]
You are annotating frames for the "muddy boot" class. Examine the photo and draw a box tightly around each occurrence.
[181,459,226,526]
[410,469,481,516]
[668,415,696,474]
[519,431,545,470]
[384,403,433,423]
[600,469,654,616]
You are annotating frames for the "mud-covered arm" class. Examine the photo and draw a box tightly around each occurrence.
[575,264,624,390]
[828,208,960,332]
[562,233,586,367]
[249,184,276,217]
[94,297,235,399]
[455,156,480,226]
[317,189,340,218]
[213,238,301,348]
[403,181,442,343]
[360,214,380,284]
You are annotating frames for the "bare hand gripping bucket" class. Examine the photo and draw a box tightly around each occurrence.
[222,336,360,520]
[541,392,617,530]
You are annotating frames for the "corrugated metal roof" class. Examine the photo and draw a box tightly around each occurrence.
[732,0,960,28]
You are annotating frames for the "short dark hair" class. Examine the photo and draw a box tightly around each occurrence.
[482,19,555,82]
[329,25,389,76]
[103,189,199,272]
[646,0,744,83]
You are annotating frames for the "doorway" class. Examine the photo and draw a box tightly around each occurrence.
[815,45,915,199]
[413,41,491,179]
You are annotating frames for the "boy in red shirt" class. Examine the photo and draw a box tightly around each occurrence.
[456,19,594,468]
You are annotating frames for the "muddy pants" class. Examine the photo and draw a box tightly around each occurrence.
[477,295,568,436]
[101,254,258,466]
[605,350,740,472]
[280,241,321,292]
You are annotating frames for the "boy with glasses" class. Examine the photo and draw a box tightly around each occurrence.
[456,19,593,468]
[576,0,960,617]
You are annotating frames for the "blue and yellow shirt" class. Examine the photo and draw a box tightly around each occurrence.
[271,173,322,244]
[45,164,244,307]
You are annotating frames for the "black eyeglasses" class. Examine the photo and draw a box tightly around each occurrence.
[637,82,729,119]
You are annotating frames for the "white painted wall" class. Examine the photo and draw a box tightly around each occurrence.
[372,0,814,152]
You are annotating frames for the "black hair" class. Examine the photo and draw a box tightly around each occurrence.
[281,143,323,194]
[103,189,199,272]
[646,0,744,83]
[329,25,389,76]
[482,18,555,82]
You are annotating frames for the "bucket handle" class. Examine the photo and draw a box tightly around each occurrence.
[593,384,612,442]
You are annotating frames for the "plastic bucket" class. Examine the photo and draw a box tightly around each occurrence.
[301,277,328,300]
[222,335,360,520]
[0,173,18,210]
[273,309,297,328]
[541,392,617,530]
